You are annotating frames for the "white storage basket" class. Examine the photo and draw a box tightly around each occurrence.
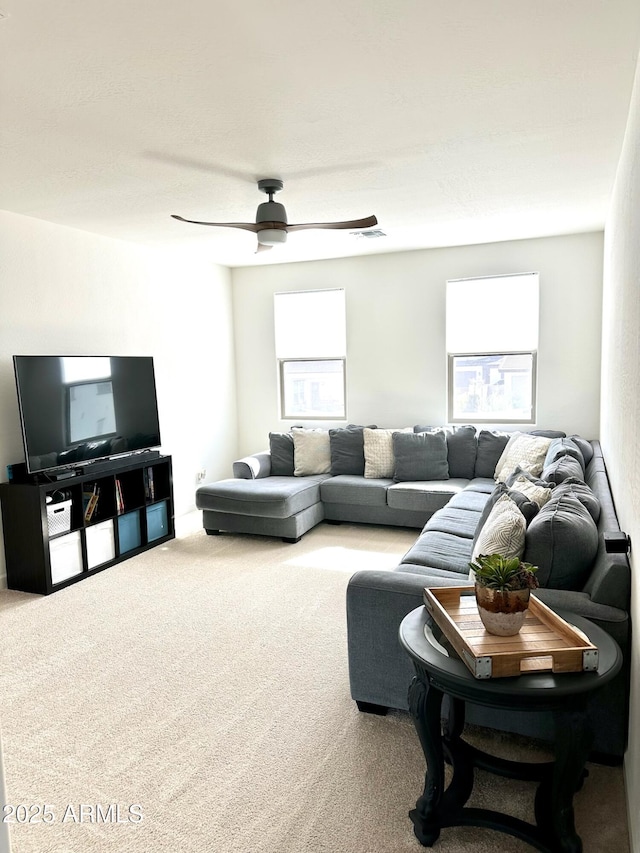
[47,498,72,536]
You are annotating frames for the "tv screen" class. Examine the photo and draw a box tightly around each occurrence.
[14,355,162,475]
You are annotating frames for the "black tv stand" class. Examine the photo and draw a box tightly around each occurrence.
[0,454,174,595]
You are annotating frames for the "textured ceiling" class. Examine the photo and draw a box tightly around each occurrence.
[2,1,640,267]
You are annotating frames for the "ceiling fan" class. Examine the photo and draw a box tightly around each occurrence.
[171,178,378,252]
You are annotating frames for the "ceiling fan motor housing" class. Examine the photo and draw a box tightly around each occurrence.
[256,200,287,225]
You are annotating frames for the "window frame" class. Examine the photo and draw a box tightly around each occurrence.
[447,350,538,425]
[278,357,347,420]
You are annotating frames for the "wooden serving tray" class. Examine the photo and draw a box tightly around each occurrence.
[422,586,599,679]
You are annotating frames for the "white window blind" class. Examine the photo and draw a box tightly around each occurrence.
[446,273,539,353]
[274,289,346,358]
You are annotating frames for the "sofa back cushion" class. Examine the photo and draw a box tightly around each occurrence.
[541,454,584,484]
[393,430,449,482]
[524,494,598,589]
[543,437,586,473]
[551,478,601,522]
[569,435,594,466]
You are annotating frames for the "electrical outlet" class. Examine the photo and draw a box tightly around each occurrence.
[196,469,207,484]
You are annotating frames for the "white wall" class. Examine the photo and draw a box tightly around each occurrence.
[601,49,640,853]
[231,232,604,455]
[0,210,237,587]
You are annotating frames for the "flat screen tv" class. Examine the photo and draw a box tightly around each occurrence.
[13,355,162,476]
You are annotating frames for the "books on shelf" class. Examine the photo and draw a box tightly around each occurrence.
[83,484,100,523]
[115,478,124,515]
[144,467,155,501]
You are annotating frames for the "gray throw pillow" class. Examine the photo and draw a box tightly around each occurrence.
[542,455,584,484]
[447,425,478,479]
[329,426,376,476]
[474,430,510,478]
[543,437,585,473]
[524,494,598,589]
[393,430,449,482]
[529,429,566,438]
[414,426,477,477]
[269,432,295,476]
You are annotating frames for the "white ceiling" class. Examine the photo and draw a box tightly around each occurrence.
[2,1,640,268]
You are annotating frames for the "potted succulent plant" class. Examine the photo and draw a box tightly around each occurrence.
[469,554,539,636]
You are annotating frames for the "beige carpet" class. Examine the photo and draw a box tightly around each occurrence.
[0,521,629,853]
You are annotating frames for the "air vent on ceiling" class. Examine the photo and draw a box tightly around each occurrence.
[352,229,386,239]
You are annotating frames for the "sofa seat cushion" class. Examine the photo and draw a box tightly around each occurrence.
[463,478,497,494]
[320,475,392,507]
[196,475,328,519]
[422,507,483,539]
[399,530,473,574]
[446,489,493,513]
[387,479,467,513]
[395,564,471,583]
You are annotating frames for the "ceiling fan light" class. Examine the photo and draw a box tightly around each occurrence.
[258,229,287,246]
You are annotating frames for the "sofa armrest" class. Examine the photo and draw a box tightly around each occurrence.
[534,588,629,649]
[346,569,473,710]
[346,570,630,713]
[232,452,271,480]
[346,569,432,709]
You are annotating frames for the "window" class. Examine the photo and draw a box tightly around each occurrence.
[446,273,539,424]
[274,289,346,419]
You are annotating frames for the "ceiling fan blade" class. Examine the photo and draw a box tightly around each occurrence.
[171,215,259,232]
[287,215,378,232]
[255,242,272,253]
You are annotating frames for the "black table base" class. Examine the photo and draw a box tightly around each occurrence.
[408,676,592,853]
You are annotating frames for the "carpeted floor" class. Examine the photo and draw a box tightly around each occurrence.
[0,521,629,853]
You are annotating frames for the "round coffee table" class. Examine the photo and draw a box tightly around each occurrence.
[399,605,622,853]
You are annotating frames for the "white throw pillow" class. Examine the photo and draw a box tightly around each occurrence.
[292,428,331,476]
[471,494,526,561]
[494,433,553,483]
[509,474,553,508]
[363,428,411,478]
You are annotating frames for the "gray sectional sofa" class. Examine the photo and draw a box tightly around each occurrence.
[196,425,631,761]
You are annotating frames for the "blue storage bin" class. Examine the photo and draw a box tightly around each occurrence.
[118,511,142,554]
[146,501,169,542]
